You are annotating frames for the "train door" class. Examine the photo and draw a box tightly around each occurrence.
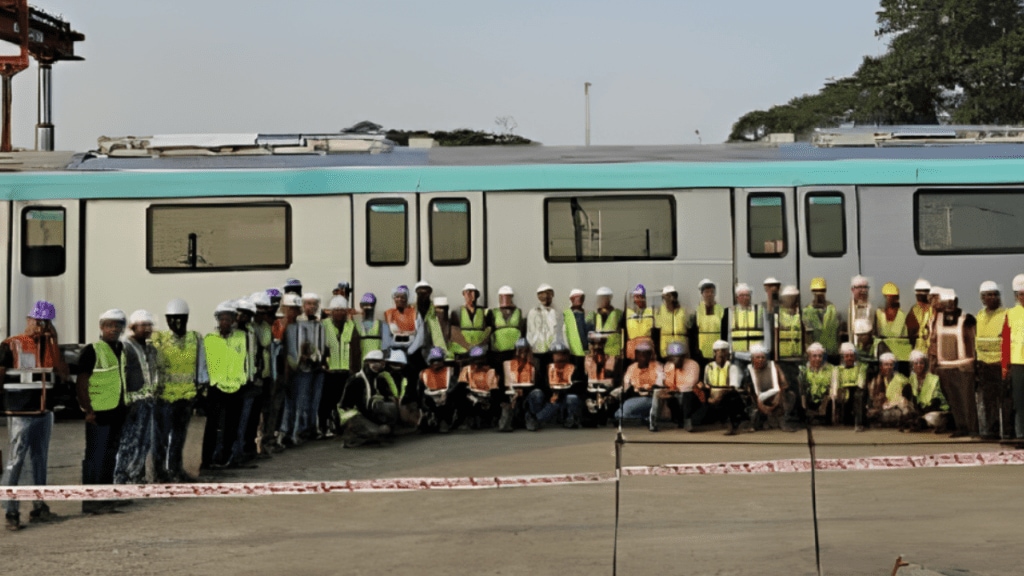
[352,193,419,299]
[796,186,860,296]
[0,201,9,340]
[733,188,799,291]
[9,200,81,343]
[417,192,487,305]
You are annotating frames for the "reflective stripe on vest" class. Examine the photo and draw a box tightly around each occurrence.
[875,308,912,361]
[705,362,731,388]
[803,364,835,403]
[975,307,1007,365]
[255,322,273,379]
[563,308,586,357]
[655,305,686,358]
[731,306,763,353]
[884,373,910,405]
[153,331,199,403]
[90,341,126,412]
[382,372,407,401]
[424,308,449,356]
[838,363,865,389]
[452,307,488,354]
[491,308,522,352]
[913,372,948,411]
[911,305,933,353]
[323,319,355,372]
[357,320,382,360]
[592,309,623,357]
[1009,305,1024,365]
[803,304,839,356]
[697,305,724,358]
[204,331,247,394]
[777,309,803,359]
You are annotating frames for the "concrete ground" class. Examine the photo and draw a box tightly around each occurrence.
[0,418,1019,576]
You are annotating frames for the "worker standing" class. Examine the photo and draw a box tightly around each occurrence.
[655,285,689,361]
[803,278,840,362]
[844,275,874,347]
[625,284,655,361]
[114,310,159,485]
[357,293,391,362]
[266,292,301,453]
[247,292,275,456]
[692,279,727,369]
[729,283,764,365]
[776,286,806,411]
[77,309,128,514]
[975,281,1009,439]
[450,284,490,361]
[874,282,912,365]
[281,293,325,444]
[488,285,525,370]
[321,295,360,438]
[232,298,260,463]
[907,279,933,354]
[934,290,978,437]
[1002,274,1024,439]
[152,298,207,482]
[527,284,561,383]
[201,302,248,469]
[1,301,67,529]
[563,289,589,376]
[588,287,623,359]
[408,280,436,395]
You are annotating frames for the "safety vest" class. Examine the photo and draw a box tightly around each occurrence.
[874,308,912,361]
[563,308,587,357]
[243,325,258,383]
[837,363,865,389]
[590,308,623,357]
[254,321,272,379]
[338,371,373,425]
[421,367,451,392]
[1008,305,1024,366]
[911,304,932,353]
[704,361,731,388]
[696,305,724,358]
[89,341,126,412]
[451,307,488,355]
[153,330,200,403]
[422,307,448,357]
[731,305,763,353]
[912,372,948,411]
[4,333,60,370]
[382,371,407,401]
[357,320,382,361]
[802,363,835,403]
[975,307,1007,365]
[626,307,656,359]
[491,308,522,352]
[655,305,687,358]
[803,303,839,356]
[777,309,803,359]
[883,372,910,405]
[323,319,355,372]
[204,330,247,394]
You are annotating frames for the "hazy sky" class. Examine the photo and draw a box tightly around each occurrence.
[6,0,886,151]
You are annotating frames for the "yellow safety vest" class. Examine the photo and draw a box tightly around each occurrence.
[357,320,382,361]
[803,304,839,356]
[1009,305,1024,365]
[255,322,272,379]
[563,308,587,357]
[874,308,912,361]
[590,309,623,357]
[89,341,126,412]
[696,304,724,359]
[777,309,803,359]
[451,307,488,355]
[731,306,763,353]
[204,330,247,394]
[491,308,522,352]
[655,305,687,358]
[323,319,355,372]
[802,363,835,403]
[884,372,910,405]
[704,361,731,388]
[975,307,1007,365]
[912,372,948,411]
[153,330,199,403]
[382,372,407,401]
[838,363,865,389]
[911,304,932,354]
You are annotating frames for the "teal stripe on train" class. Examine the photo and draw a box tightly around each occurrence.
[1,158,1024,200]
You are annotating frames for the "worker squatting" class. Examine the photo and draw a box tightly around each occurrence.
[3,274,1024,530]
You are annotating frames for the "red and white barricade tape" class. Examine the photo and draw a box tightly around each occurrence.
[2,450,1020,500]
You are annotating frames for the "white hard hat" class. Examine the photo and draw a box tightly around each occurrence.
[329,296,349,310]
[712,340,730,351]
[414,280,432,291]
[536,283,553,293]
[250,291,272,308]
[282,293,302,307]
[569,288,585,298]
[662,285,677,295]
[129,309,154,326]
[840,342,857,355]
[498,285,514,296]
[763,277,780,286]
[734,283,752,295]
[596,286,613,297]
[979,281,999,293]
[878,352,896,364]
[364,350,385,361]
[1014,274,1024,292]
[387,349,407,365]
[851,275,869,288]
[214,301,237,316]
[302,292,320,303]
[910,349,927,363]
[749,343,767,356]
[929,285,943,296]
[940,288,957,302]
[462,283,478,293]
[781,285,799,297]
[235,299,257,314]
[806,342,825,354]
[913,278,932,291]
[99,309,127,323]
[433,296,448,307]
[165,298,189,316]
[698,279,715,292]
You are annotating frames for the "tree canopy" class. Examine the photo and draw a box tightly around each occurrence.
[729,0,1024,141]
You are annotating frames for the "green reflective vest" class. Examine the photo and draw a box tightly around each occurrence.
[254,321,272,379]
[884,372,910,405]
[357,320,382,361]
[778,309,804,359]
[589,308,623,357]
[424,307,449,357]
[912,372,948,411]
[875,308,912,361]
[803,303,839,356]
[802,363,836,403]
[451,307,488,355]
[382,371,407,401]
[89,341,126,412]
[323,319,355,372]
[704,361,731,388]
[696,304,724,359]
[975,307,1007,365]
[731,306,763,353]
[655,305,687,358]
[911,304,932,354]
[491,308,522,352]
[838,363,866,389]
[153,330,199,403]
[563,308,587,357]
[204,330,247,394]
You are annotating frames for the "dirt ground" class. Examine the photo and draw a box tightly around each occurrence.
[0,418,1019,576]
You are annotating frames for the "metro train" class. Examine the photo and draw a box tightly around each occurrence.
[1,128,1023,350]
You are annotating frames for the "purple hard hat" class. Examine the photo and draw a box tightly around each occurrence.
[360,292,377,305]
[427,347,446,363]
[393,285,409,297]
[28,300,56,321]
[633,283,646,296]
[469,346,486,359]
[265,288,282,298]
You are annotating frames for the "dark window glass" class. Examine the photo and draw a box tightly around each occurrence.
[429,198,470,265]
[22,207,66,277]
[545,196,676,262]
[748,194,787,257]
[805,193,846,257]
[367,200,408,265]
[915,189,1024,254]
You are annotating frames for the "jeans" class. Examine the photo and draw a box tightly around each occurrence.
[282,371,317,441]
[526,389,580,427]
[308,371,325,434]
[83,407,126,490]
[153,398,193,481]
[202,387,243,468]
[616,395,655,425]
[2,413,53,515]
[114,398,156,484]
[234,384,261,460]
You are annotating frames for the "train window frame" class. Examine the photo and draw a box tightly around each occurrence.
[913,188,1024,255]
[746,192,788,259]
[145,202,293,273]
[366,198,410,267]
[428,198,471,266]
[543,194,677,263]
[804,192,847,258]
[21,205,67,277]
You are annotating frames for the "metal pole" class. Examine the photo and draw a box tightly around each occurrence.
[35,61,54,151]
[1,73,12,153]
[584,82,591,146]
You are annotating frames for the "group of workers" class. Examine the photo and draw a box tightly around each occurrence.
[4,273,1024,531]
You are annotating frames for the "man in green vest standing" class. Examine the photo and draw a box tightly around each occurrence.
[114,310,159,485]
[488,285,525,374]
[450,283,490,361]
[692,279,727,370]
[975,281,1009,439]
[588,287,623,360]
[321,295,360,437]
[563,288,588,375]
[1003,274,1024,439]
[804,277,840,363]
[152,298,207,483]
[357,292,391,362]
[201,301,248,470]
[77,309,129,514]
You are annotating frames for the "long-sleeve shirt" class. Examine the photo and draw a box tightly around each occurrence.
[526,305,561,354]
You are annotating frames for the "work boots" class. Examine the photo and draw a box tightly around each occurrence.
[5,512,21,531]
[498,405,514,433]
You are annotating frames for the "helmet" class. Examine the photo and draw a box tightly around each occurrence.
[364,350,385,362]
[250,291,272,308]
[414,280,432,291]
[840,342,857,355]
[301,292,320,303]
[712,340,730,352]
[469,346,487,359]
[462,283,479,294]
[387,349,407,365]
[569,288,585,298]
[980,281,999,293]
[881,282,899,296]
[879,352,896,364]
[1013,274,1024,292]
[781,285,799,297]
[851,275,869,288]
[635,341,654,353]
[213,301,237,316]
[266,288,282,298]
[392,285,410,297]
[661,285,677,295]
[749,343,767,356]
[734,283,751,295]
[360,292,377,306]
[809,277,826,291]
[166,298,189,316]
[498,285,514,296]
[129,309,154,326]
[763,277,780,286]
[282,293,302,308]
[235,299,257,314]
[28,300,56,320]
[433,296,448,307]
[666,341,685,357]
[632,284,646,296]
[329,296,349,310]
[596,286,613,297]
[806,342,825,355]
[550,343,569,354]
[427,347,446,363]
[910,350,927,363]
[536,283,553,293]
[99,309,127,323]
[698,279,715,292]
[913,279,932,292]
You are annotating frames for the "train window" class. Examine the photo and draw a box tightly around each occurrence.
[367,199,408,266]
[429,198,470,265]
[747,193,787,257]
[915,189,1024,254]
[805,193,846,257]
[544,195,675,262]
[147,203,291,271]
[21,207,66,277]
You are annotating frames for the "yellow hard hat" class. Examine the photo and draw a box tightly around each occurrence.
[809,277,826,291]
[882,282,899,296]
